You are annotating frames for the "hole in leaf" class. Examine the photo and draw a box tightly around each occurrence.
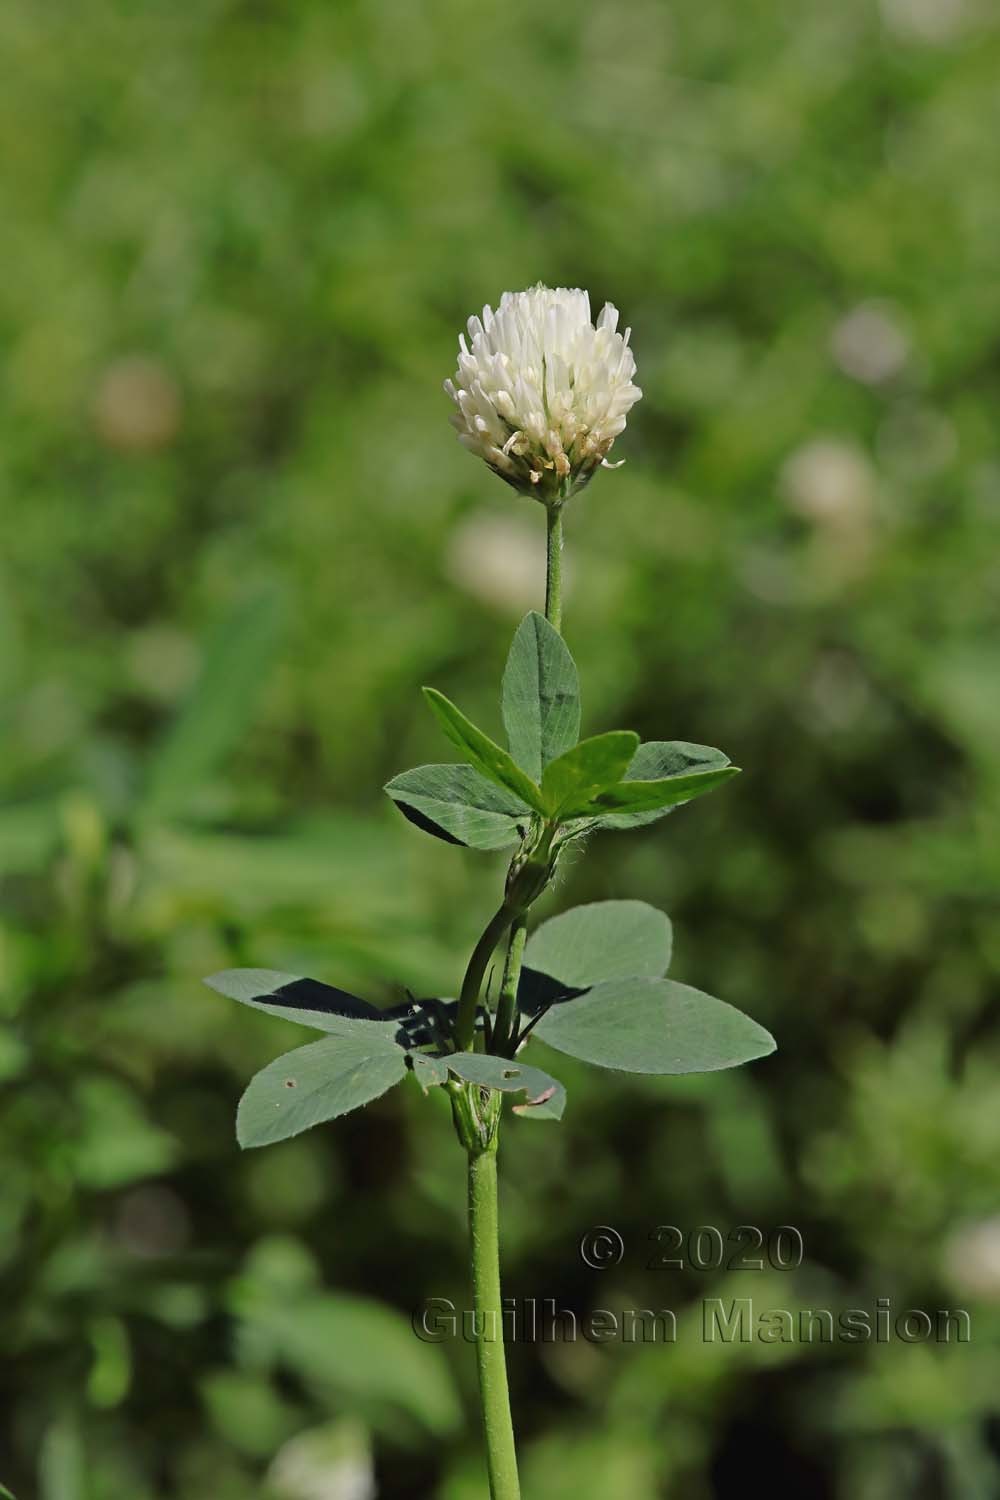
[502,1069,520,1079]
[284,1079,297,1089]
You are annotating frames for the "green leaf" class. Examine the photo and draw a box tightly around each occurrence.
[71,1077,176,1189]
[384,763,529,850]
[540,731,639,816]
[239,1292,460,1435]
[446,1052,566,1120]
[591,741,734,829]
[237,1035,409,1147]
[0,1486,16,1499]
[205,969,400,1039]
[383,997,458,1050]
[422,688,546,812]
[523,901,672,993]
[408,1053,450,1091]
[144,590,285,819]
[501,611,581,782]
[564,764,739,820]
[206,972,460,1054]
[532,977,775,1075]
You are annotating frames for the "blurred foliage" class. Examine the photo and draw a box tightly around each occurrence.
[2,0,1000,1496]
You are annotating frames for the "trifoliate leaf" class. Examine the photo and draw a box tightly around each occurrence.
[237,1034,409,1148]
[422,688,546,812]
[408,1053,450,1091]
[532,977,775,1075]
[501,612,581,782]
[384,763,530,850]
[522,900,672,995]
[590,741,734,829]
[563,764,738,820]
[205,969,400,1039]
[540,731,639,817]
[446,1052,566,1120]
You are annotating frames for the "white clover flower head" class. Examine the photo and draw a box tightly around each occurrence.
[445,284,642,504]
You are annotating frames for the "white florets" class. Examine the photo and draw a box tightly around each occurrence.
[445,285,642,502]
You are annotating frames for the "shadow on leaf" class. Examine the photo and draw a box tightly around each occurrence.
[516,966,587,1016]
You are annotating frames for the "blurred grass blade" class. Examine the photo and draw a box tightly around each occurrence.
[144,590,285,819]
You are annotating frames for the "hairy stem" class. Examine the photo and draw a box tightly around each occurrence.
[545,504,563,632]
[492,913,527,1055]
[458,497,567,1496]
[488,505,565,1055]
[467,1144,521,1500]
[454,903,514,1053]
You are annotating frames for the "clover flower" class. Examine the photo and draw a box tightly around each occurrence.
[445,285,642,503]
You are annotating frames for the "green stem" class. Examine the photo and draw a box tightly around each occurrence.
[492,913,526,1056]
[467,1145,521,1500]
[487,506,564,1059]
[457,495,568,1497]
[545,503,563,632]
[454,903,514,1052]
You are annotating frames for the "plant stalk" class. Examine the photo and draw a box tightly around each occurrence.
[490,502,565,1054]
[545,503,563,632]
[492,913,526,1055]
[454,902,515,1052]
[467,1143,521,1499]
[458,496,566,1497]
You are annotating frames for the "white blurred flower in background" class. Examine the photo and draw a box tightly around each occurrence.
[944,1217,1000,1300]
[92,354,182,453]
[767,436,879,598]
[268,1421,376,1500]
[780,437,876,528]
[445,285,641,502]
[881,0,970,45]
[446,511,563,614]
[831,301,910,386]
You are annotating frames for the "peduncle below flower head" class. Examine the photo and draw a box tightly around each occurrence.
[445,284,642,505]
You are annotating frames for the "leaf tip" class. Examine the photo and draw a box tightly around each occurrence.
[756,1026,777,1058]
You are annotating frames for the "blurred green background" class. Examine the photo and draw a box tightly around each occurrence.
[3,0,1000,1496]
